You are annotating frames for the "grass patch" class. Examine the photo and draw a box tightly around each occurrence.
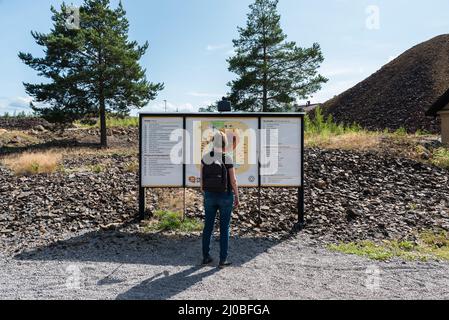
[329,241,394,261]
[305,107,380,150]
[2,151,62,176]
[144,210,203,233]
[90,164,105,173]
[431,148,449,169]
[0,130,40,147]
[75,117,139,128]
[125,161,139,173]
[329,230,449,262]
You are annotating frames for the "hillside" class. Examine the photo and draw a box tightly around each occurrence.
[322,34,449,133]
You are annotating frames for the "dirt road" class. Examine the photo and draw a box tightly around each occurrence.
[1,232,448,300]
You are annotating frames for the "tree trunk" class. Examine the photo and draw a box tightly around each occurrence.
[263,46,268,113]
[99,85,107,148]
[98,41,107,149]
[262,15,268,113]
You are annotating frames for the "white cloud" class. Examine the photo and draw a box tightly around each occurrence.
[138,101,199,114]
[0,96,33,115]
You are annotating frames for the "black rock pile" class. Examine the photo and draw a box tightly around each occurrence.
[1,148,448,254]
[0,117,53,131]
[323,34,449,133]
[304,148,449,242]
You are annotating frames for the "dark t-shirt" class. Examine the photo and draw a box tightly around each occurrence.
[201,152,234,192]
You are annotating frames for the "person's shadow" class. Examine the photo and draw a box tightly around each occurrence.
[15,229,284,300]
[116,266,218,300]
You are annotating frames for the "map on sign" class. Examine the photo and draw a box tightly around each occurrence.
[185,117,259,187]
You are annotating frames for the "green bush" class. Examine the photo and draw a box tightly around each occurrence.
[75,116,139,128]
[146,210,204,233]
[305,106,364,137]
[393,127,407,136]
[432,148,449,169]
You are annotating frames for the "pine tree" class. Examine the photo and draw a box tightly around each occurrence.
[228,0,327,112]
[19,0,163,147]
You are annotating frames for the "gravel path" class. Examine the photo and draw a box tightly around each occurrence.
[0,231,448,300]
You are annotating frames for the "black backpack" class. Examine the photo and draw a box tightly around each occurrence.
[202,153,228,193]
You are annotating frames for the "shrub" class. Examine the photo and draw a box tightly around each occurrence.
[305,107,377,150]
[125,161,139,173]
[145,210,203,233]
[305,107,364,137]
[393,127,407,136]
[75,116,139,128]
[90,164,105,173]
[431,148,449,169]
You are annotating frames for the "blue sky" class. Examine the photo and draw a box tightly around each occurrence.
[1,0,449,115]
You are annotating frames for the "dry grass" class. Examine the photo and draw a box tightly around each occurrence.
[0,130,40,146]
[125,161,139,173]
[61,147,136,158]
[152,189,200,214]
[2,151,63,176]
[431,148,449,169]
[306,131,381,151]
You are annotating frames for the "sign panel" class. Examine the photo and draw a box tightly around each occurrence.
[141,117,184,187]
[261,117,302,187]
[185,117,259,187]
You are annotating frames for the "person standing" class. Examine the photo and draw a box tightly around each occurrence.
[200,131,240,269]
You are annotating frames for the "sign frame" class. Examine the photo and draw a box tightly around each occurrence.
[139,112,305,227]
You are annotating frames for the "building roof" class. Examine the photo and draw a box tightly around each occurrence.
[426,88,449,116]
[297,103,321,113]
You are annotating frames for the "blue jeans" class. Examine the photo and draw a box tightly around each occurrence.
[202,191,234,263]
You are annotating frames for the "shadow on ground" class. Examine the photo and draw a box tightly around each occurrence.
[14,229,284,300]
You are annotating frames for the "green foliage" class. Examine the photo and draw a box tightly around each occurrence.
[329,230,449,262]
[305,106,363,137]
[1,111,34,118]
[30,162,41,175]
[431,148,449,169]
[329,241,394,261]
[199,103,219,113]
[90,164,104,173]
[227,0,327,112]
[19,0,163,145]
[145,210,204,233]
[75,116,139,128]
[393,127,408,136]
[415,129,431,136]
[125,161,139,172]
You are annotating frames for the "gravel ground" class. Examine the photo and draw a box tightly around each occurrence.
[0,231,448,300]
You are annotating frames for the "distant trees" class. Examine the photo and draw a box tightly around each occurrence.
[227,0,327,112]
[19,0,163,147]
